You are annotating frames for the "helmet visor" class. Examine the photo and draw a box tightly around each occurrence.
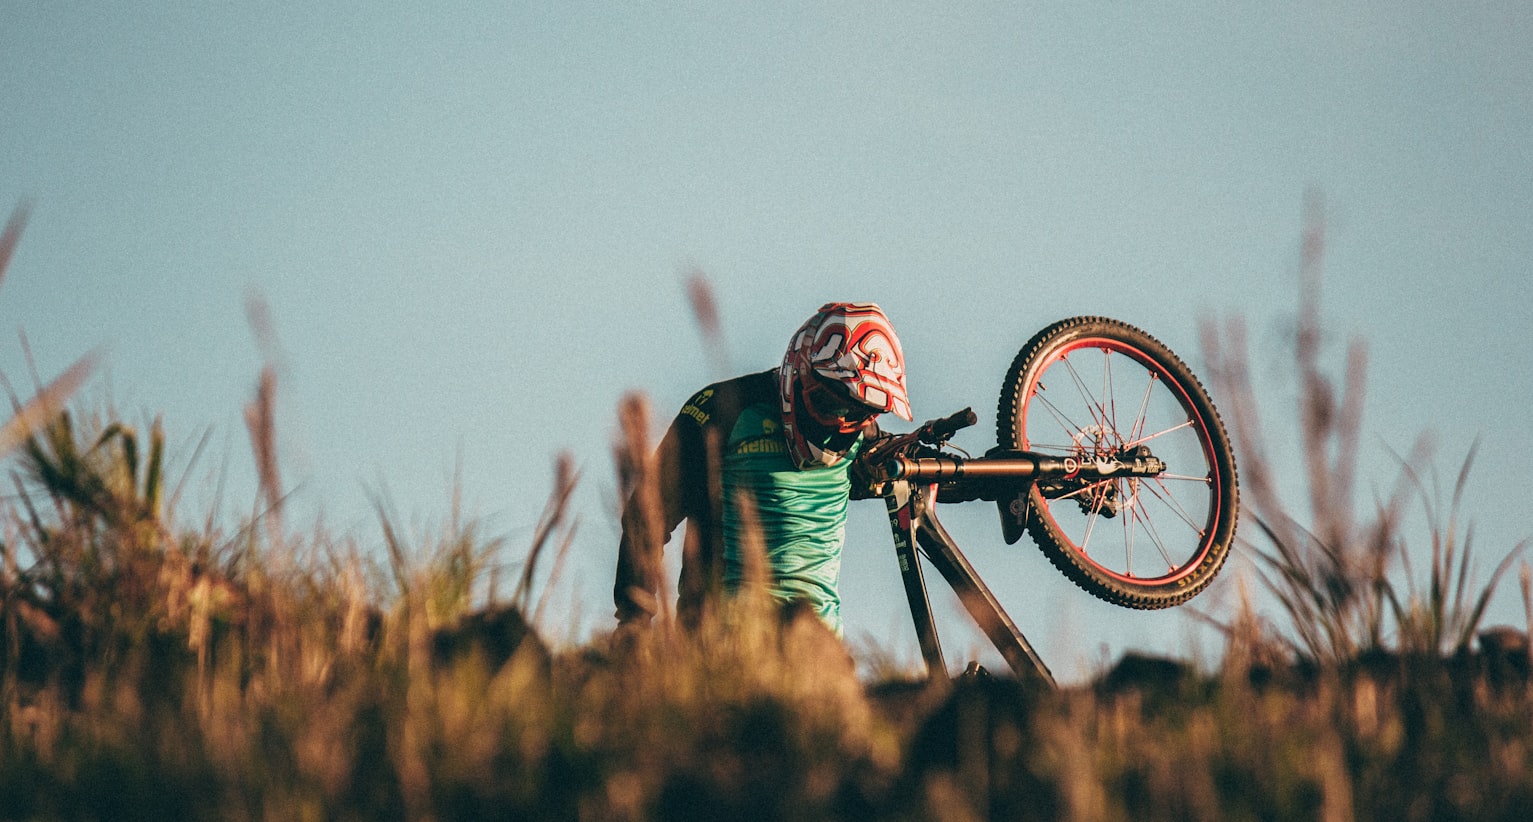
[802,370,879,432]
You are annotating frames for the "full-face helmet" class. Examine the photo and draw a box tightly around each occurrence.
[779,302,911,469]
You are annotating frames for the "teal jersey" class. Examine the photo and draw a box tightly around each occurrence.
[720,401,862,634]
[614,370,876,633]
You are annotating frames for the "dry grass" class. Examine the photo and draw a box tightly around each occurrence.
[1198,193,1526,671]
[1,203,1531,819]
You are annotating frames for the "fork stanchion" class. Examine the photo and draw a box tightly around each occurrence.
[883,480,947,680]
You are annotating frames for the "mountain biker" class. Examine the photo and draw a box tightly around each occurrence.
[613,302,912,636]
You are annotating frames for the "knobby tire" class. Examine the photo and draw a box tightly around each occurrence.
[996,317,1238,609]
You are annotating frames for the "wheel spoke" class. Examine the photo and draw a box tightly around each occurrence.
[1129,372,1156,447]
[1134,501,1179,572]
[1043,480,1110,503]
[1061,354,1111,442]
[1104,349,1119,450]
[1079,506,1099,554]
[1030,442,1083,454]
[1121,481,1136,575]
[1032,385,1087,449]
[1125,418,1195,450]
[1143,476,1208,534]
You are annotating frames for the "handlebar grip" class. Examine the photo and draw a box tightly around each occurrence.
[921,407,977,443]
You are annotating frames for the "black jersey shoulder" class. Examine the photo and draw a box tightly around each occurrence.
[678,370,777,430]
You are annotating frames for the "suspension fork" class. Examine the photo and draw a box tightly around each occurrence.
[884,479,1057,687]
[884,480,947,678]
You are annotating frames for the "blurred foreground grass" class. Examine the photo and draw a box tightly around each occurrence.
[1,389,1529,821]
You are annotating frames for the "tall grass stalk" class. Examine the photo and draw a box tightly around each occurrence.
[1385,445,1525,656]
[1201,193,1524,667]
[0,205,96,459]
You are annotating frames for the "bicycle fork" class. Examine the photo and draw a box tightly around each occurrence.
[884,480,1057,688]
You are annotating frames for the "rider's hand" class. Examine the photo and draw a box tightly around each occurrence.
[850,432,895,499]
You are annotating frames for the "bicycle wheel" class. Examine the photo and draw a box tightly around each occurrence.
[996,317,1238,609]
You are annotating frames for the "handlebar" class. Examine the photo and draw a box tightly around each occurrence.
[919,407,977,444]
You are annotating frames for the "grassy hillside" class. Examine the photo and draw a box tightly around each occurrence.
[1,383,1528,821]
[3,203,1530,820]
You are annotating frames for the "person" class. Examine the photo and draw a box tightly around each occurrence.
[613,302,912,636]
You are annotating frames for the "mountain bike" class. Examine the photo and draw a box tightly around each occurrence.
[859,316,1239,687]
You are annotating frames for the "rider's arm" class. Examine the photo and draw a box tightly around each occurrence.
[612,398,715,625]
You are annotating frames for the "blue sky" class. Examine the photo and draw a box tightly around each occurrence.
[3,3,1530,680]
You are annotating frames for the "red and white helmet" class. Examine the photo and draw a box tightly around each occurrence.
[779,302,912,468]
